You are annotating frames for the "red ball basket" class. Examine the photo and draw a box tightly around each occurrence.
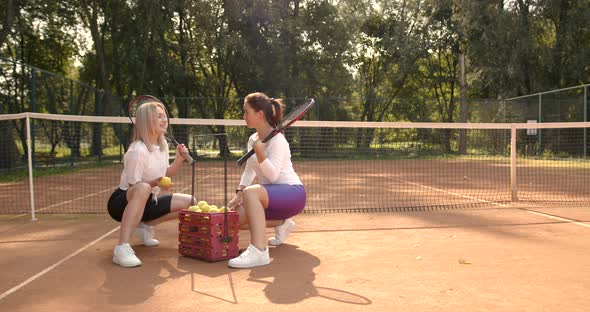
[178,210,240,262]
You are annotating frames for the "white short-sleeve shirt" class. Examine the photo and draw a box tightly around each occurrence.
[118,140,169,196]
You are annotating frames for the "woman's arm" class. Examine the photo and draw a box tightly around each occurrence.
[257,134,289,182]
[165,144,189,177]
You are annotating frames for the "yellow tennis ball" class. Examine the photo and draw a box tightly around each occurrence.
[160,176,172,187]
[197,201,208,209]
[200,205,210,213]
[208,207,220,213]
[188,206,199,212]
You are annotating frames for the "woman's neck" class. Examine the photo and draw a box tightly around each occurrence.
[146,134,159,146]
[256,125,274,140]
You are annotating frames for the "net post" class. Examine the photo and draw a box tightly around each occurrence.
[584,86,587,158]
[510,124,518,201]
[26,114,38,221]
[538,94,542,153]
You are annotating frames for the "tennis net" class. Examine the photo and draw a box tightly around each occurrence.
[0,113,589,216]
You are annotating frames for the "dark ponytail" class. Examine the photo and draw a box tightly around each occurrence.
[245,92,285,128]
[268,98,284,127]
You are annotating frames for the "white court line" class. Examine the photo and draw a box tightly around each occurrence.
[0,226,120,301]
[391,177,508,207]
[1,167,225,300]
[392,176,590,228]
[520,209,590,229]
[10,167,224,220]
[9,188,114,220]
[178,167,223,194]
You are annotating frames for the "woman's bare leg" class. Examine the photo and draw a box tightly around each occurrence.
[119,183,152,245]
[241,185,269,250]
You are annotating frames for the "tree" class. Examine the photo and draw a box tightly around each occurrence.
[351,0,429,148]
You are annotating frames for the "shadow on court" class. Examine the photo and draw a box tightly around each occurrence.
[246,244,371,305]
[1,206,590,312]
[175,243,371,306]
[98,247,188,306]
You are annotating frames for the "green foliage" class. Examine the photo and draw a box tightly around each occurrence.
[0,0,588,122]
[0,161,119,183]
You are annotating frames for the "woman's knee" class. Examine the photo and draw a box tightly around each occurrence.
[170,193,194,211]
[127,182,152,200]
[243,185,265,200]
[243,185,268,208]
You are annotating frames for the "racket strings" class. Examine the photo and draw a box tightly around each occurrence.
[128,96,163,118]
[128,95,194,163]
[279,99,315,127]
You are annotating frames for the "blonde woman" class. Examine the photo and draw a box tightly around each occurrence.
[107,101,194,267]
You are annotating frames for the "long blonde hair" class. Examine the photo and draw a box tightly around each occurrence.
[132,101,168,152]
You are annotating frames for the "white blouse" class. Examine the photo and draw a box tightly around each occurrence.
[118,140,169,197]
[239,132,302,186]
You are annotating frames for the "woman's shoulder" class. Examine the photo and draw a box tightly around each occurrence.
[126,140,150,156]
[129,140,149,150]
[274,132,288,143]
[266,132,289,149]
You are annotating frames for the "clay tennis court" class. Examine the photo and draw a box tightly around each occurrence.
[1,159,590,311]
[3,158,590,214]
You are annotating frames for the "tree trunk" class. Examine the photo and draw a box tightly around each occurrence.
[458,52,468,154]
[82,0,112,158]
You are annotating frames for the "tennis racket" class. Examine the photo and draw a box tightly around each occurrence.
[127,95,194,163]
[236,98,315,166]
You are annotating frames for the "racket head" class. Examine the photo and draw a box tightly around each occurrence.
[277,98,315,130]
[127,95,163,122]
[126,94,193,163]
[128,94,176,140]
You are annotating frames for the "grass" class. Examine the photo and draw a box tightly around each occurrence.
[2,146,588,183]
[0,159,120,183]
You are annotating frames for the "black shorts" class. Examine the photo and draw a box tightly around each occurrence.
[107,188,173,222]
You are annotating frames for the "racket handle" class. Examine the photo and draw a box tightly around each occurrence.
[236,149,255,166]
[236,130,279,166]
[167,137,194,164]
[181,150,194,164]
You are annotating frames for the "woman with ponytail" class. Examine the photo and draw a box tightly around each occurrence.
[227,92,306,268]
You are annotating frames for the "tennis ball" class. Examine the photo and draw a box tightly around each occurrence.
[188,206,199,212]
[200,205,210,213]
[208,207,220,213]
[160,176,172,187]
[197,200,208,209]
[209,205,218,210]
[219,206,227,213]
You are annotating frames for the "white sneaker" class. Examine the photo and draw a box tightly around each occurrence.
[268,218,295,246]
[228,244,270,268]
[113,243,142,267]
[135,222,159,247]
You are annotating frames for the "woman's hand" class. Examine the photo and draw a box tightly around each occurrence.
[253,139,267,163]
[150,177,172,190]
[252,139,265,154]
[228,194,242,211]
[149,177,163,188]
[175,143,189,161]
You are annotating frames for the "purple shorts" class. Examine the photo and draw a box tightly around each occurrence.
[263,184,306,220]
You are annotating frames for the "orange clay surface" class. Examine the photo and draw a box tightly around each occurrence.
[1,203,590,312]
